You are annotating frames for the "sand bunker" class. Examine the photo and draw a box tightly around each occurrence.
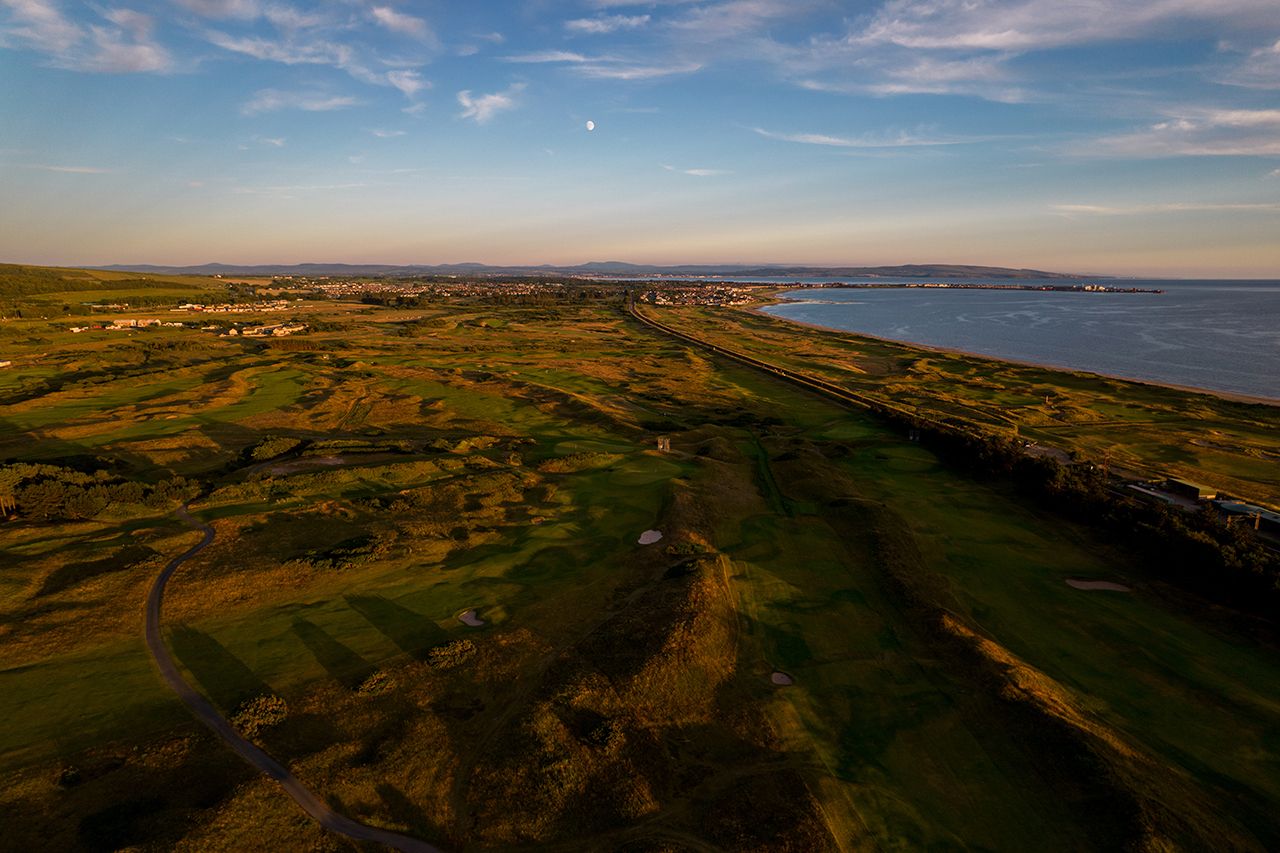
[770,671,794,686]
[1066,579,1131,592]
[458,609,485,627]
[637,530,663,545]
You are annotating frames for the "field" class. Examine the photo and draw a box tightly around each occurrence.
[0,267,1278,851]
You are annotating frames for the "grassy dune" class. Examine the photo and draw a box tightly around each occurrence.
[1,269,1277,850]
[652,304,1280,507]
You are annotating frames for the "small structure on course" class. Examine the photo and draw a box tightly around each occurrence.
[770,671,795,686]
[638,529,663,545]
[458,609,485,627]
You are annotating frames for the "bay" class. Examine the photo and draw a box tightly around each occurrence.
[755,279,1280,401]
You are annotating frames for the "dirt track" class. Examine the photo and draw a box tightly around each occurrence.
[145,507,442,853]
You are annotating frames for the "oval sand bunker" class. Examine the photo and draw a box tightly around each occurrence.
[458,609,486,627]
[770,671,794,686]
[638,530,663,545]
[1066,579,1131,592]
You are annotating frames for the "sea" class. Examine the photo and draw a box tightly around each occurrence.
[748,278,1280,401]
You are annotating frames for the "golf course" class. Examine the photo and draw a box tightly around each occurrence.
[1,264,1277,851]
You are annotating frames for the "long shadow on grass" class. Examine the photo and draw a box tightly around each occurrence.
[344,594,448,660]
[38,545,155,597]
[376,783,449,843]
[166,624,272,712]
[291,618,375,690]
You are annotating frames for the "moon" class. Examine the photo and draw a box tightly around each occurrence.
[585,120,596,131]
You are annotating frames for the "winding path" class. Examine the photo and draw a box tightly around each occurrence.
[145,507,442,853]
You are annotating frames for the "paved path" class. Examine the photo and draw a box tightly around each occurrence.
[145,507,443,853]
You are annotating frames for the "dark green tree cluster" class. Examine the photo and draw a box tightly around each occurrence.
[0,462,199,521]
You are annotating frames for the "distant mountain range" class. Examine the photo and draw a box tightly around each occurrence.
[95,261,1097,280]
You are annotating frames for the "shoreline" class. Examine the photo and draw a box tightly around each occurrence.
[743,294,1280,408]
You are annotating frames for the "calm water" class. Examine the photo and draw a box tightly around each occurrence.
[756,279,1280,400]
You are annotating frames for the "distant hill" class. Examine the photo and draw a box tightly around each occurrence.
[93,262,1097,280]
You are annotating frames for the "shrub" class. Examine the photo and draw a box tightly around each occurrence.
[230,695,288,738]
[429,639,476,669]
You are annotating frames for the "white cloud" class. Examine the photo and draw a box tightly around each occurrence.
[859,0,1279,52]
[504,50,593,64]
[173,0,259,19]
[370,128,404,138]
[233,182,367,199]
[84,21,171,72]
[2,0,83,53]
[504,49,700,79]
[261,5,330,31]
[1226,39,1280,88]
[256,136,286,146]
[24,163,112,173]
[753,126,990,148]
[241,89,359,115]
[1269,168,1280,178]
[386,68,427,97]
[577,60,702,80]
[566,14,649,35]
[1053,202,1280,215]
[206,29,352,66]
[457,83,524,123]
[662,164,728,176]
[667,0,802,41]
[207,28,429,98]
[1088,109,1280,157]
[1,0,171,72]
[746,1,1280,104]
[370,6,432,42]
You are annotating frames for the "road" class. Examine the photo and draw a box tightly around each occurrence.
[145,507,443,853]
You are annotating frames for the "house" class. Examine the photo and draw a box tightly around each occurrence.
[1166,478,1216,501]
[1214,501,1280,535]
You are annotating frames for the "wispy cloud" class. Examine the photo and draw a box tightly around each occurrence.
[457,83,525,123]
[577,60,702,80]
[369,6,433,44]
[662,164,729,176]
[858,0,1279,52]
[1087,109,1280,157]
[1223,38,1280,89]
[503,50,593,64]
[1,0,171,72]
[241,89,359,115]
[753,126,992,148]
[502,48,700,80]
[386,69,428,98]
[201,8,432,99]
[1053,202,1280,216]
[666,0,805,41]
[369,128,405,138]
[174,0,259,20]
[566,14,649,35]
[24,163,113,173]
[233,182,367,199]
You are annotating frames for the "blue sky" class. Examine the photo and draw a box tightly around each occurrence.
[1,0,1278,275]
